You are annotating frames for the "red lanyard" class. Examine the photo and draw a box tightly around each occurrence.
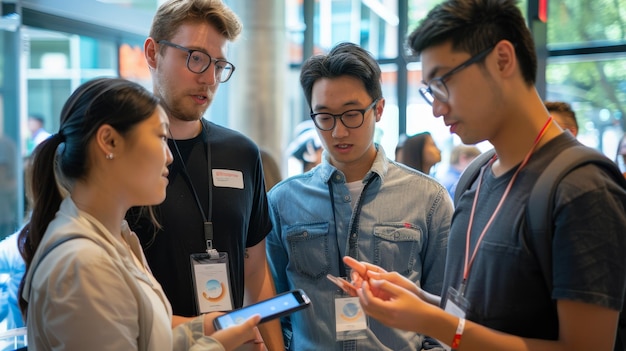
[462,116,554,286]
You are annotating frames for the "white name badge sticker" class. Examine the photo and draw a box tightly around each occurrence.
[212,169,244,189]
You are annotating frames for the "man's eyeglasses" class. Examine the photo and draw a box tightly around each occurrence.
[310,99,379,131]
[419,45,496,105]
[157,40,236,83]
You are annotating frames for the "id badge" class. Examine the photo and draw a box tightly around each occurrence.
[441,286,470,351]
[190,252,234,313]
[334,287,368,341]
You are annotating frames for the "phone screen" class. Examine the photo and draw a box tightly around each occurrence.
[214,290,310,329]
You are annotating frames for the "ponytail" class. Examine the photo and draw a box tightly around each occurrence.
[18,133,66,316]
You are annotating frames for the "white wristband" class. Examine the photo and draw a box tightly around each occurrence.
[450,317,465,350]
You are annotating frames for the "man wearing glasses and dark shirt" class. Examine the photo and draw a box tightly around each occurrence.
[343,1,626,350]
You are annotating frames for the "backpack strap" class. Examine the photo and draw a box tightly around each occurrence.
[27,234,88,291]
[526,144,626,236]
[454,148,496,206]
[526,145,626,351]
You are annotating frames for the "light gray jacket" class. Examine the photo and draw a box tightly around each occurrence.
[22,197,224,351]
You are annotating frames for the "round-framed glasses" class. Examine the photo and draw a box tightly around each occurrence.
[419,45,495,105]
[310,99,379,131]
[158,40,236,83]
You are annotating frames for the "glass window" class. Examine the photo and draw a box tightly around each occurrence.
[0,0,156,343]
[24,27,119,159]
[408,0,445,31]
[0,18,21,242]
[313,0,399,59]
[546,56,626,160]
[379,64,399,157]
[286,0,306,64]
[0,10,26,346]
[547,0,626,47]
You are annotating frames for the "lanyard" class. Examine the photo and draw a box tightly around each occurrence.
[329,175,375,277]
[169,121,214,251]
[461,116,553,293]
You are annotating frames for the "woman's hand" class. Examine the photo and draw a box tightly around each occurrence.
[203,313,263,351]
[201,312,221,335]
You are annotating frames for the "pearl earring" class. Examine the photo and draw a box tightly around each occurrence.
[106,153,114,160]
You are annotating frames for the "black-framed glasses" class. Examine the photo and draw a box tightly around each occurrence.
[310,99,379,131]
[157,40,236,83]
[419,45,496,105]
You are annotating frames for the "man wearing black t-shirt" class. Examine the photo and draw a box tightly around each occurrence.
[127,1,283,349]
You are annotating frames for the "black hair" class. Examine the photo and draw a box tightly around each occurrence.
[544,101,578,131]
[398,131,432,173]
[408,0,537,86]
[300,42,383,109]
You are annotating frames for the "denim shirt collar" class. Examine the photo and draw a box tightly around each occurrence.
[317,143,389,184]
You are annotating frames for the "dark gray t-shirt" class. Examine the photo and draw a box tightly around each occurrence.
[442,133,626,340]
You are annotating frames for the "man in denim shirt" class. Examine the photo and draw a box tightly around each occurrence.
[266,42,453,351]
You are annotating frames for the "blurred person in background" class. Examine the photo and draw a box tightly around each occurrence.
[0,153,32,335]
[285,120,323,175]
[544,101,578,137]
[0,134,17,239]
[260,149,282,191]
[0,231,25,335]
[437,144,481,199]
[26,114,51,155]
[396,131,442,175]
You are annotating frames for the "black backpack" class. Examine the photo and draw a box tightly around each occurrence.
[454,144,626,351]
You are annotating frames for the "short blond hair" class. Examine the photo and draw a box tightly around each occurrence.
[150,0,242,48]
[450,144,481,165]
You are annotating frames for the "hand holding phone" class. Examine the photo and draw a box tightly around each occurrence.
[213,289,311,330]
[209,314,263,351]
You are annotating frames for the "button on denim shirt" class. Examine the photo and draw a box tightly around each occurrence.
[266,146,453,351]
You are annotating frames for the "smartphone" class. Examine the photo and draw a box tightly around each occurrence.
[326,274,358,295]
[213,289,311,330]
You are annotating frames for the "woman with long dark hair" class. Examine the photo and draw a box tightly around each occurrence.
[18,77,260,350]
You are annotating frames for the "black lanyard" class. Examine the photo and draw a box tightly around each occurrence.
[328,174,375,277]
[169,120,214,251]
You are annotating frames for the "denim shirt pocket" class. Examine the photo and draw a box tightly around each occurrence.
[286,222,330,280]
[372,223,423,276]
